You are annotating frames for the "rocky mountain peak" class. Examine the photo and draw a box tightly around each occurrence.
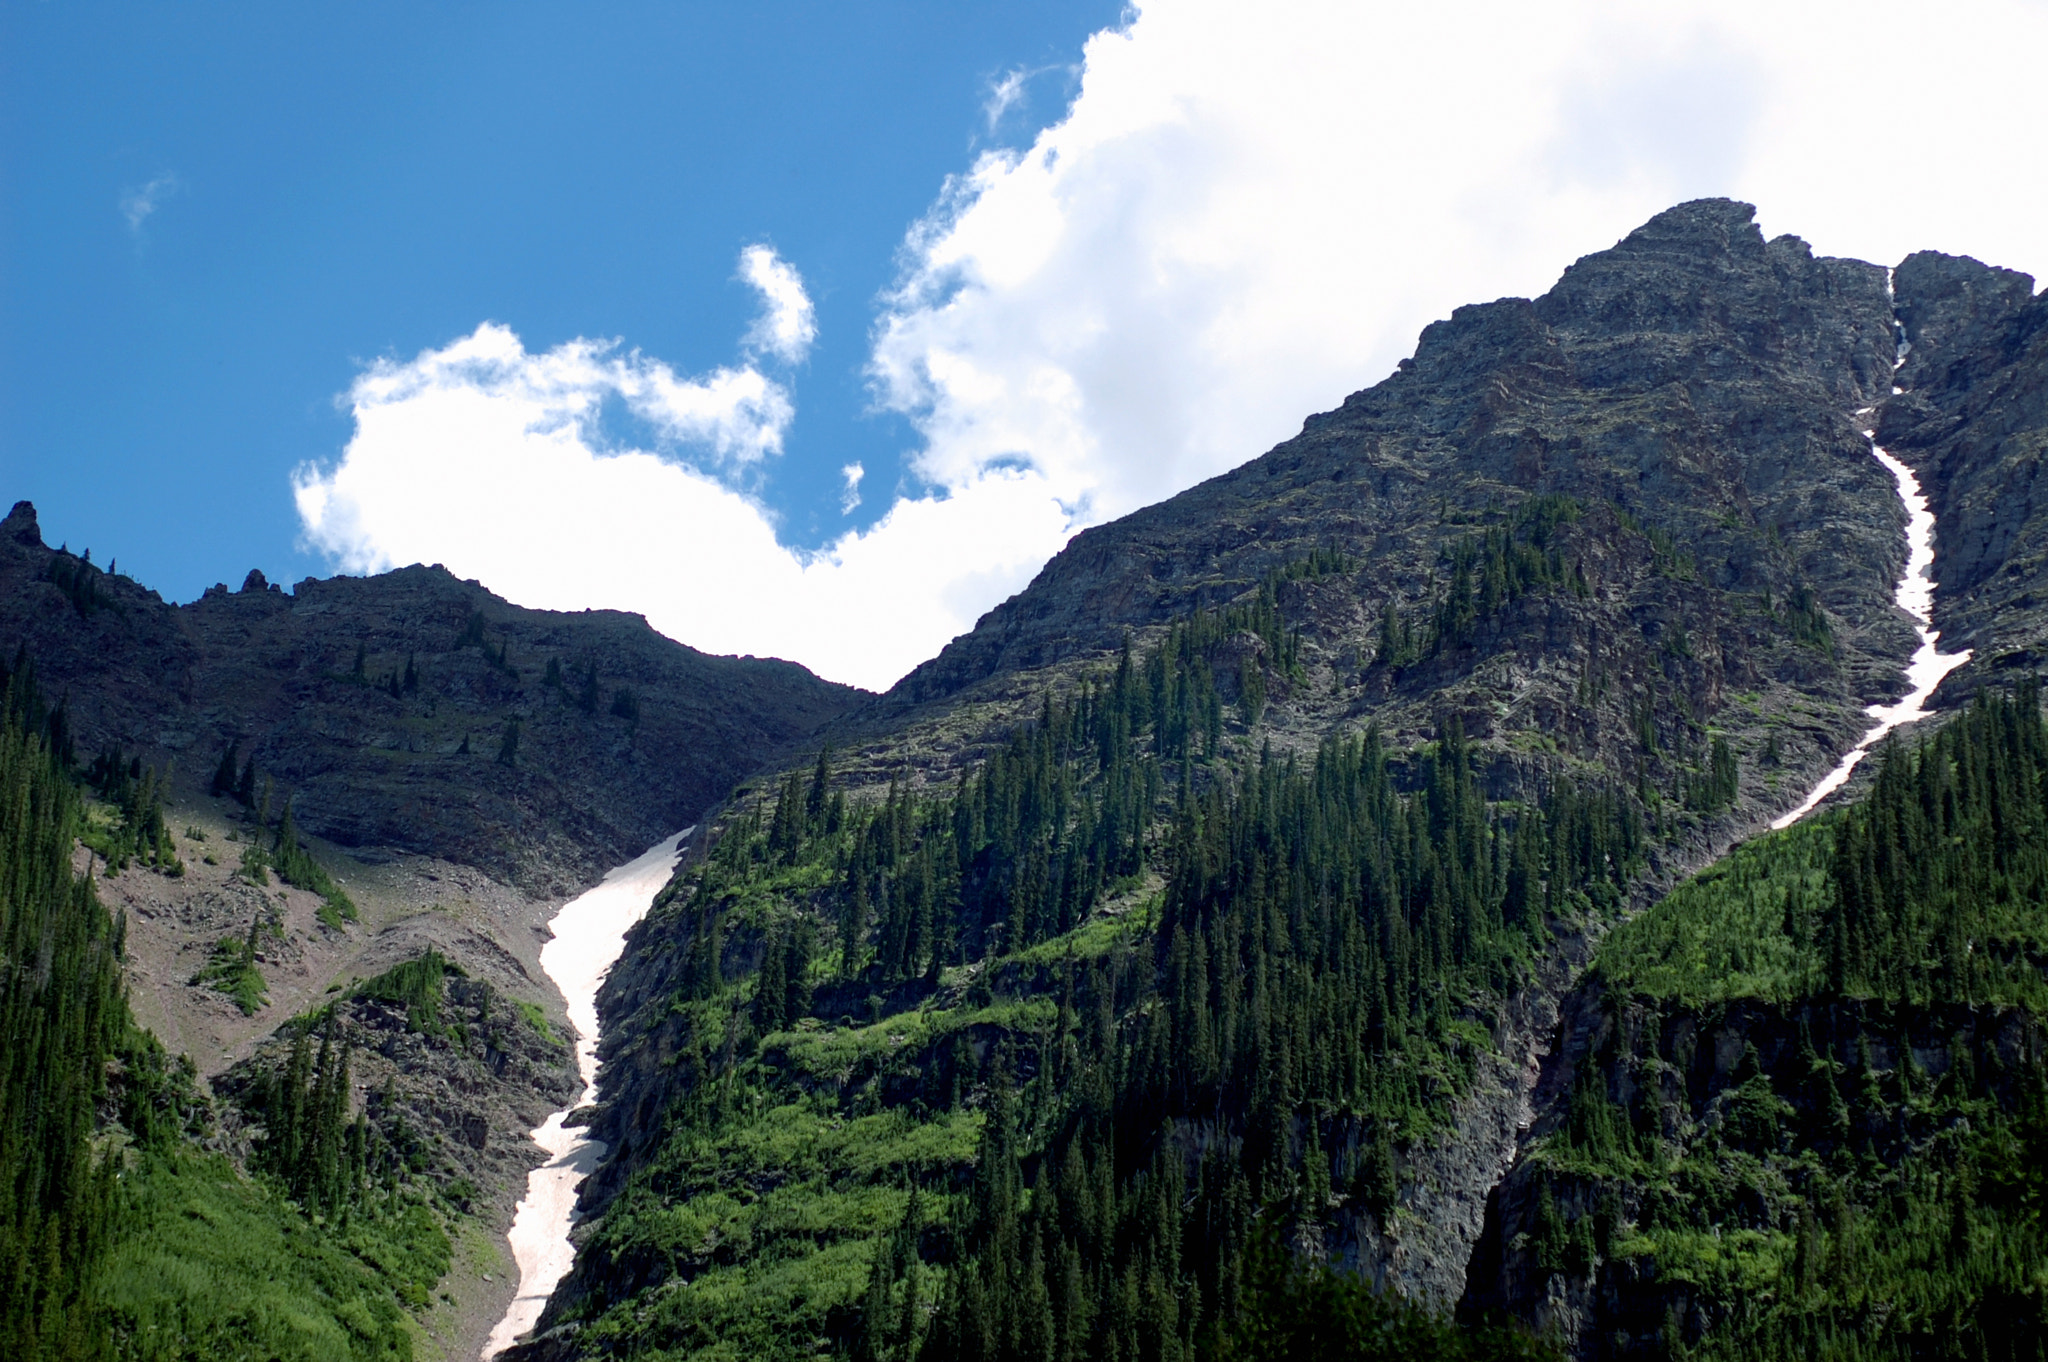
[1892,248,2037,391]
[4,500,40,547]
[882,199,1904,717]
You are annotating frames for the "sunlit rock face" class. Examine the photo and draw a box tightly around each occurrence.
[880,199,1916,830]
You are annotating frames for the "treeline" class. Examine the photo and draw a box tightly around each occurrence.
[0,666,126,1359]
[1825,683,2048,1003]
[576,600,1635,1358]
[1377,495,1584,668]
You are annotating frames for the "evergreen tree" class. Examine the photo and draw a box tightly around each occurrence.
[0,667,126,1360]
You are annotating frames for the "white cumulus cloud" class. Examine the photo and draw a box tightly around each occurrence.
[296,0,2048,694]
[295,247,1068,690]
[871,0,2048,534]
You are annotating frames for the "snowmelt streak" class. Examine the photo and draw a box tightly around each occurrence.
[1771,435,1969,830]
[483,829,691,1359]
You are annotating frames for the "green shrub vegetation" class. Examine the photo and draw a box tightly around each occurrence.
[353,950,457,1037]
[82,746,183,876]
[104,1147,448,1362]
[0,656,455,1361]
[561,586,1632,1360]
[190,919,271,1015]
[1521,685,2048,1357]
[0,666,124,1359]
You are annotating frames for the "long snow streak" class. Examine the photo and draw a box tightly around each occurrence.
[1771,434,1969,830]
[483,829,691,1359]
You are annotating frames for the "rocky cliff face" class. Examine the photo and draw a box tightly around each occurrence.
[543,200,1971,1353]
[868,200,1912,833]
[0,508,864,894]
[1879,253,2048,688]
[213,964,579,1227]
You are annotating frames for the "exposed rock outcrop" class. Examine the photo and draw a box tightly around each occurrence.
[0,511,865,894]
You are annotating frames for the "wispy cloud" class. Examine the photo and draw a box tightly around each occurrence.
[981,64,1076,136]
[840,462,864,513]
[983,68,1032,132]
[739,244,817,364]
[119,172,180,235]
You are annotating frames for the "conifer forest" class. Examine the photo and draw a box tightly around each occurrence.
[6,199,2048,1361]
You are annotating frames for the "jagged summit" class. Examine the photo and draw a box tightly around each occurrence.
[873,198,1906,828]
[0,513,863,891]
[537,201,2048,1359]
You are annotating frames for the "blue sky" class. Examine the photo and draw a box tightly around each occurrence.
[7,1,2046,690]
[2,1,1115,589]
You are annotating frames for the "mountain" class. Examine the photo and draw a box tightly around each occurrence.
[0,512,864,1359]
[498,201,2045,1361]
[1881,251,2048,681]
[8,197,2047,1362]
[0,502,865,894]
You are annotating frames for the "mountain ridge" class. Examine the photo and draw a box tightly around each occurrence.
[492,199,2048,1361]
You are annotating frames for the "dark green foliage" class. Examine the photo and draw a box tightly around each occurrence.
[82,748,183,877]
[0,652,73,768]
[269,799,356,928]
[1379,496,1583,667]
[354,950,457,1037]
[189,917,269,1015]
[210,741,240,798]
[457,609,515,674]
[611,687,640,723]
[1550,685,2048,1358]
[564,605,1649,1360]
[497,719,520,767]
[1783,584,1835,652]
[1682,735,1740,812]
[1823,685,2048,1005]
[45,548,106,617]
[0,671,126,1361]
[251,1019,372,1218]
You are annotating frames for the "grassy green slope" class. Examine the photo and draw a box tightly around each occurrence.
[542,615,1654,1361]
[105,1149,448,1362]
[1471,689,2048,1359]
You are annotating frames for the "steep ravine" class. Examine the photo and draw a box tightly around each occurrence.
[1456,294,2005,1348]
[486,829,693,1358]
